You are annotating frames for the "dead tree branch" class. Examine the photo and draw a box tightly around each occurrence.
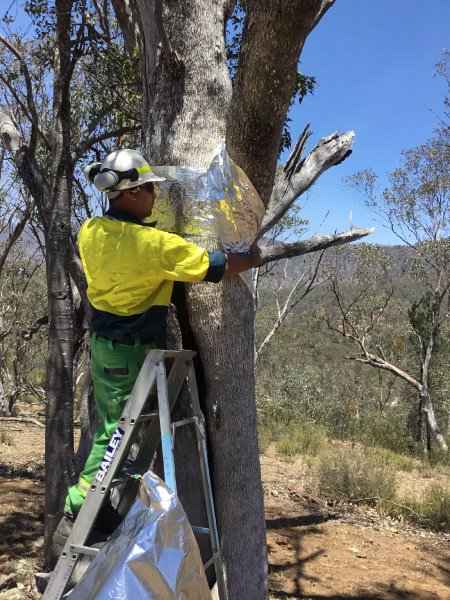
[259,227,374,265]
[260,129,355,238]
[0,416,44,427]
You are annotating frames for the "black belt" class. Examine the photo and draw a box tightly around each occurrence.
[97,333,156,346]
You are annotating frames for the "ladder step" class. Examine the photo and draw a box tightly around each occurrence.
[172,416,197,429]
[68,545,100,556]
[191,526,210,535]
[203,553,220,571]
[152,350,195,359]
[136,410,159,423]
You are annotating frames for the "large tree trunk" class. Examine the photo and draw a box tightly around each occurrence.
[135,1,340,597]
[136,1,267,597]
[227,0,334,204]
[43,0,75,566]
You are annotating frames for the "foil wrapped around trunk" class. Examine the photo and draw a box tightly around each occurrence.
[150,140,265,253]
[69,471,211,600]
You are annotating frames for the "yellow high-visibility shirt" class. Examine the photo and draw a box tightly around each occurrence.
[79,209,226,339]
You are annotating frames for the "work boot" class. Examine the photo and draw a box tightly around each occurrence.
[53,512,76,555]
[52,509,115,556]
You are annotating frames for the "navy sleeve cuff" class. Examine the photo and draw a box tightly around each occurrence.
[204,251,226,283]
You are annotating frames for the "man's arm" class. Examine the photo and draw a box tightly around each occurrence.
[224,242,262,277]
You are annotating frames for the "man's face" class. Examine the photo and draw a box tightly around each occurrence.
[134,182,156,218]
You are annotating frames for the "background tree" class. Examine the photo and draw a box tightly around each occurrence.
[0,0,142,563]
[327,123,450,452]
[0,239,46,417]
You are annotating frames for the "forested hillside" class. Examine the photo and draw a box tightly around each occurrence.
[255,242,450,457]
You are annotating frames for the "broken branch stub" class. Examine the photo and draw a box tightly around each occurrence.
[260,130,355,238]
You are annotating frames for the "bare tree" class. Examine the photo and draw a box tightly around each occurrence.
[254,252,329,365]
[0,1,142,564]
[327,121,450,453]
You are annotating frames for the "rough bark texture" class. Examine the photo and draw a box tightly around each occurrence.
[227,0,335,205]
[74,344,98,474]
[136,1,268,597]
[136,0,231,164]
[43,0,75,566]
[135,1,346,597]
[260,130,355,237]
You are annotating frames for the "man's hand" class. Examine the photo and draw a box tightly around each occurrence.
[224,242,262,277]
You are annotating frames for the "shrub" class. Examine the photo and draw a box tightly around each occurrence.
[426,437,450,467]
[258,426,272,454]
[393,484,450,532]
[0,426,12,446]
[276,424,328,458]
[256,367,328,427]
[314,446,397,504]
[355,411,415,454]
[370,447,418,472]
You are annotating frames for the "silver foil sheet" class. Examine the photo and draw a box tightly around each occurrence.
[150,140,265,253]
[69,471,211,600]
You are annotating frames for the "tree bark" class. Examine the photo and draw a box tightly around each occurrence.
[0,377,9,417]
[227,0,335,205]
[419,320,448,451]
[134,1,358,597]
[110,0,142,56]
[260,227,374,264]
[43,0,75,566]
[136,2,267,597]
[260,130,354,237]
[74,342,97,475]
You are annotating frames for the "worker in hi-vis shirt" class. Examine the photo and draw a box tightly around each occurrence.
[53,149,262,550]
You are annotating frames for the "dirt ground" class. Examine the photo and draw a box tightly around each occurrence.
[0,419,449,599]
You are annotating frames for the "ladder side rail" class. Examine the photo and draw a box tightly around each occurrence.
[129,354,193,474]
[43,352,159,600]
[186,363,226,598]
[155,358,178,494]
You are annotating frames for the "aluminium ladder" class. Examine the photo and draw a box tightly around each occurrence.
[43,349,225,600]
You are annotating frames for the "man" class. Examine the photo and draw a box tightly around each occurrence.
[54,148,261,548]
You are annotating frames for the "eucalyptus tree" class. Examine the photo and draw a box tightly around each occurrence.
[328,126,450,453]
[0,0,142,563]
[127,1,372,597]
[2,0,372,587]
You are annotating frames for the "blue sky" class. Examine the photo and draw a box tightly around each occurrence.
[3,2,448,245]
[283,0,449,244]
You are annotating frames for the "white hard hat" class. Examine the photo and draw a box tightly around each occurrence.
[83,149,165,198]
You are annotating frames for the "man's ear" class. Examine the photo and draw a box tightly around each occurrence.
[122,189,136,201]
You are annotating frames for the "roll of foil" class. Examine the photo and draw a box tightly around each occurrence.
[70,471,211,600]
[150,140,265,253]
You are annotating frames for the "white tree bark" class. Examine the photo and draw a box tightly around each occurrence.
[260,130,355,237]
[260,227,374,264]
[133,1,373,597]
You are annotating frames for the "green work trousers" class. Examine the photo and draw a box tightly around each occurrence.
[64,333,156,516]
